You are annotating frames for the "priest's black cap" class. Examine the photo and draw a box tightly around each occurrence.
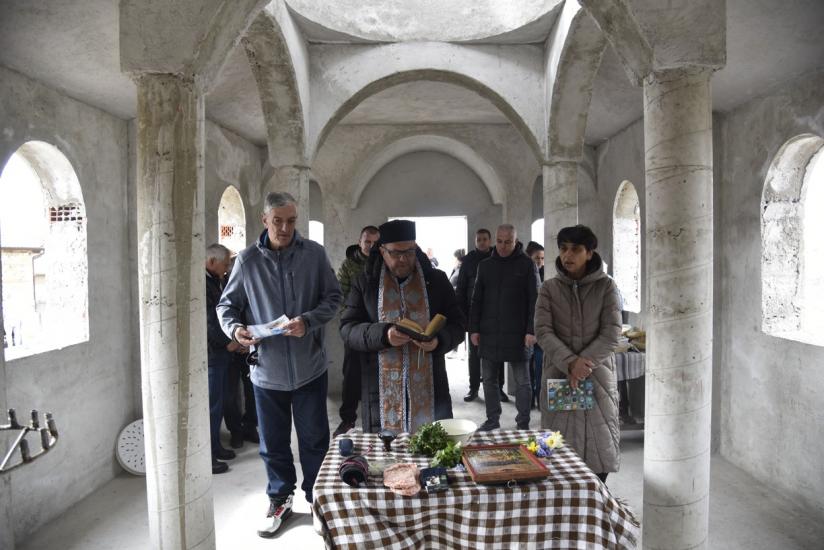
[378,219,416,244]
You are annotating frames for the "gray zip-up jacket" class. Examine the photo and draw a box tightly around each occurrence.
[217,230,342,391]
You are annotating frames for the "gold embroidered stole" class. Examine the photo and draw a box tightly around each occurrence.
[377,260,435,433]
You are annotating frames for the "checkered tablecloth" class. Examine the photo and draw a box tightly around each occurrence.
[312,429,639,549]
[615,352,645,382]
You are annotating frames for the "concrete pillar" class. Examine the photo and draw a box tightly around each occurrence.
[268,165,310,237]
[0,258,13,549]
[542,160,578,247]
[135,74,214,550]
[642,67,714,550]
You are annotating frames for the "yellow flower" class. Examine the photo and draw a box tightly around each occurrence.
[527,441,539,454]
[544,431,564,449]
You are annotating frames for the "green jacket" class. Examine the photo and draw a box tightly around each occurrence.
[337,244,369,300]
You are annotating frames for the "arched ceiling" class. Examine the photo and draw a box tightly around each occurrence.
[285,0,563,43]
[340,82,508,125]
[0,0,821,149]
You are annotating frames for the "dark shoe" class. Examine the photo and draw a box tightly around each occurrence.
[257,495,293,538]
[230,432,244,449]
[212,459,229,474]
[478,420,500,432]
[214,447,236,461]
[333,421,355,438]
[243,428,260,444]
[499,389,510,403]
[463,390,478,402]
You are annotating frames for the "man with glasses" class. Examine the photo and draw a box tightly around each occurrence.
[217,191,341,537]
[340,219,465,434]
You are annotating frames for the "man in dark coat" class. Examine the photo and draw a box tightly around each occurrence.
[205,243,237,474]
[333,225,380,437]
[455,228,505,402]
[340,219,465,434]
[470,224,540,431]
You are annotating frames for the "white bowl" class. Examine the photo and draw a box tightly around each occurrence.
[437,418,477,445]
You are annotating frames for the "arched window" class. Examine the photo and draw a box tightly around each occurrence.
[613,180,641,313]
[309,179,325,245]
[309,221,325,245]
[217,185,246,253]
[762,134,824,345]
[531,219,544,246]
[1,141,88,359]
[531,175,544,245]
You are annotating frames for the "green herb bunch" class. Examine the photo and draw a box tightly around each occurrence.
[408,422,449,457]
[431,441,463,468]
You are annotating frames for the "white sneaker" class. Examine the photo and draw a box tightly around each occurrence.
[257,494,293,538]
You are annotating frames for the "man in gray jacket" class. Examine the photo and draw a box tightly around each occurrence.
[217,191,341,538]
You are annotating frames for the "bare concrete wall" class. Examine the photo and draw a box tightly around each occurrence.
[204,121,265,249]
[0,66,135,543]
[718,67,824,516]
[593,120,646,328]
[312,123,539,272]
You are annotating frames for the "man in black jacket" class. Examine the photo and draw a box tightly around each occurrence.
[340,219,465,434]
[455,228,504,402]
[333,225,380,437]
[205,243,238,473]
[470,225,540,431]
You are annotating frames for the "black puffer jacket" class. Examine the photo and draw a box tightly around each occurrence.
[455,248,492,317]
[469,242,540,362]
[339,248,466,433]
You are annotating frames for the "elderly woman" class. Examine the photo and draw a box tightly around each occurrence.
[534,225,621,482]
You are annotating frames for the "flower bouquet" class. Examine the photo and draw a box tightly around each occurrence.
[525,431,564,458]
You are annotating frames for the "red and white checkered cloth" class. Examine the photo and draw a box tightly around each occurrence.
[313,429,639,549]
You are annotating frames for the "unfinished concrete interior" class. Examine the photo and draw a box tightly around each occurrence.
[0,0,822,548]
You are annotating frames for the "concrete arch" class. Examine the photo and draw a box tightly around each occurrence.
[546,1,607,161]
[349,135,506,209]
[242,8,307,167]
[309,43,546,161]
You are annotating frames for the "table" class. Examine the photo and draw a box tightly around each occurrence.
[313,430,639,549]
[614,352,645,382]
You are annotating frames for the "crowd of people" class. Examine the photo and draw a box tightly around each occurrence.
[205,190,622,537]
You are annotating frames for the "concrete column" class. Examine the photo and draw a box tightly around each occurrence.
[642,67,714,550]
[0,258,13,549]
[268,165,310,237]
[542,160,578,247]
[136,74,214,550]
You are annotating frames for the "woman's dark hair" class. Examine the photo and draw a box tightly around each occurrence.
[525,241,544,256]
[556,225,598,251]
[453,248,466,260]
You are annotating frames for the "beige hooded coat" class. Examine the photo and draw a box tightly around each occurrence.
[534,253,622,473]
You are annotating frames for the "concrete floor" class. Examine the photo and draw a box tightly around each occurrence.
[20,354,824,549]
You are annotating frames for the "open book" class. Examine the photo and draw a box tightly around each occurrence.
[394,314,447,342]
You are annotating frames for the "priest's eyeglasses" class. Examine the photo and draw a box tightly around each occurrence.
[382,246,416,259]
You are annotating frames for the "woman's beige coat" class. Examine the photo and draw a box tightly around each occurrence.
[534,254,622,473]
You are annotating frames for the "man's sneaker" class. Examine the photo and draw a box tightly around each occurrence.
[333,420,355,438]
[478,420,500,432]
[257,495,293,538]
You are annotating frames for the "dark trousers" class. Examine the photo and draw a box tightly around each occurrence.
[529,346,543,405]
[224,354,257,434]
[468,338,504,393]
[338,346,360,424]
[481,359,531,428]
[208,365,227,455]
[254,371,330,503]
